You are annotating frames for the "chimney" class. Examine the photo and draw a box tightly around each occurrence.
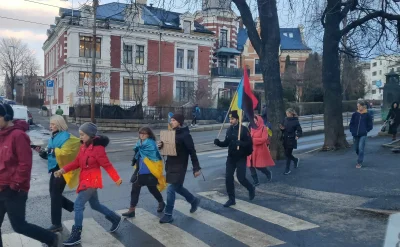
[136,0,147,5]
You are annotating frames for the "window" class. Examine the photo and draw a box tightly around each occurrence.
[380,61,382,65]
[123,78,144,101]
[255,59,261,74]
[176,49,184,68]
[123,44,133,64]
[372,80,377,85]
[289,33,293,38]
[220,29,228,47]
[372,90,377,94]
[187,50,195,69]
[136,45,145,65]
[379,70,382,75]
[372,71,377,76]
[79,36,101,58]
[183,21,191,34]
[176,81,194,102]
[79,71,102,97]
[219,55,228,67]
[372,62,377,67]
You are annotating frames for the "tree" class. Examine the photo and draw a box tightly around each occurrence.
[282,55,298,102]
[341,55,366,100]
[302,53,323,102]
[0,38,35,100]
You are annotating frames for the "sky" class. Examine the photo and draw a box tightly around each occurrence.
[0,0,306,77]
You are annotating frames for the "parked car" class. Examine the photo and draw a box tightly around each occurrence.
[11,105,31,126]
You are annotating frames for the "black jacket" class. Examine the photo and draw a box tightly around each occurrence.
[165,126,200,184]
[215,124,252,158]
[349,111,373,137]
[386,106,400,125]
[281,117,302,149]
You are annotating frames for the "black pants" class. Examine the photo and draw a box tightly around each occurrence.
[0,189,56,246]
[130,183,163,208]
[192,116,197,125]
[49,172,74,226]
[285,148,297,170]
[249,167,270,177]
[226,157,253,199]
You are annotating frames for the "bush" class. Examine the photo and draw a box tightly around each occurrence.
[41,105,48,111]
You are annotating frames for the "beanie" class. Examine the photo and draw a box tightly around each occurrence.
[229,110,239,120]
[79,122,97,137]
[0,103,14,120]
[171,113,185,126]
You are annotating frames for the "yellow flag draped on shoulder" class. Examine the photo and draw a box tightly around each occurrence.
[54,135,81,189]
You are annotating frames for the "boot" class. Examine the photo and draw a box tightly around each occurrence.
[106,214,123,233]
[393,134,397,141]
[63,225,82,246]
[265,170,272,181]
[251,174,260,186]
[190,197,201,213]
[223,196,236,207]
[249,186,256,201]
[47,224,63,233]
[42,232,59,247]
[157,201,166,213]
[159,214,174,224]
[294,158,300,169]
[122,207,135,218]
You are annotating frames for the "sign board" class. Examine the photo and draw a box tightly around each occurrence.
[46,80,54,97]
[376,80,383,88]
[46,80,54,88]
[159,130,177,156]
[76,87,84,98]
[383,213,400,247]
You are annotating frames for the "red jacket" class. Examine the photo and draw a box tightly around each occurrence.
[0,120,32,192]
[247,116,275,168]
[63,136,120,193]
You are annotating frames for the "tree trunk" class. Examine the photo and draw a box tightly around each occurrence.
[10,76,15,101]
[322,5,349,150]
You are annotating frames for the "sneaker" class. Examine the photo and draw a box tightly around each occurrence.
[284,170,291,175]
[157,201,166,213]
[63,225,82,246]
[249,186,255,201]
[356,164,362,168]
[223,199,236,207]
[47,224,63,233]
[253,181,260,186]
[295,158,300,168]
[106,215,123,233]
[190,197,200,213]
[159,214,174,224]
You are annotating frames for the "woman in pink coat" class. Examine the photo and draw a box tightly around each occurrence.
[247,115,275,186]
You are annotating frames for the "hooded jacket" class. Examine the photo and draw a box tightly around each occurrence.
[0,120,32,192]
[349,109,373,137]
[216,123,252,158]
[247,116,275,168]
[281,117,302,149]
[62,136,121,193]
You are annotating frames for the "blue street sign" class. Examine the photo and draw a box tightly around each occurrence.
[376,80,382,87]
[46,80,54,88]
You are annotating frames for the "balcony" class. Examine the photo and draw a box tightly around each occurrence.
[211,67,250,78]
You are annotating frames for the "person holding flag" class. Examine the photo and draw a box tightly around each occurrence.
[214,68,258,207]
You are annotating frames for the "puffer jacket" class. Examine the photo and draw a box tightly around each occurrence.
[62,136,120,193]
[349,110,373,137]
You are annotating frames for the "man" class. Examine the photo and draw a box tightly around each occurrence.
[159,113,202,224]
[55,106,63,116]
[191,104,200,127]
[214,110,255,207]
[0,103,58,247]
[349,100,373,168]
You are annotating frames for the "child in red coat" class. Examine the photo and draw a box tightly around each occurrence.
[55,123,122,246]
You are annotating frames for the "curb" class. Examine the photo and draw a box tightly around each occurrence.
[355,207,399,216]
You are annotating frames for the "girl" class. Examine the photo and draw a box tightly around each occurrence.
[36,115,80,232]
[386,102,400,140]
[280,108,302,175]
[54,122,122,246]
[247,115,274,186]
[122,127,166,218]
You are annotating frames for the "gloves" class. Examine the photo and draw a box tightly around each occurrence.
[235,140,243,147]
[47,148,55,157]
[131,158,137,167]
[214,139,220,146]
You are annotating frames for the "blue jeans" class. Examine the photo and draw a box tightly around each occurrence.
[74,188,116,227]
[165,183,195,215]
[353,136,367,164]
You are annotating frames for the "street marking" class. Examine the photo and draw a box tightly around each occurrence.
[198,191,319,231]
[174,200,285,247]
[2,233,42,247]
[117,209,210,247]
[63,218,124,247]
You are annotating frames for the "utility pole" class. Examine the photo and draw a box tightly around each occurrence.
[90,0,98,123]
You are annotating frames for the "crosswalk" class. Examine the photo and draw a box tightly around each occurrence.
[2,190,319,247]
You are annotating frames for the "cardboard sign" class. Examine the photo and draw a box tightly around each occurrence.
[159,130,177,156]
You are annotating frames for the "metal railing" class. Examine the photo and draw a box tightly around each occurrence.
[211,67,250,78]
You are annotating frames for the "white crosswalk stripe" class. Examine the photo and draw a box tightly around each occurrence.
[198,191,319,231]
[117,209,210,247]
[2,233,42,247]
[174,199,285,247]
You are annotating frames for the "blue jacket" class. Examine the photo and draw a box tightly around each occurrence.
[349,111,373,137]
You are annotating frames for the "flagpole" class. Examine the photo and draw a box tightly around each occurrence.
[216,90,237,139]
[237,110,243,150]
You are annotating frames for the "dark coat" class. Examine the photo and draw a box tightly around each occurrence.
[281,117,302,149]
[349,110,373,137]
[386,103,400,134]
[215,124,252,158]
[165,126,200,184]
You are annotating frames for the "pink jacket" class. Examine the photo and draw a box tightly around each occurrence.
[247,116,275,168]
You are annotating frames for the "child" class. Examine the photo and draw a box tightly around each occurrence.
[54,123,123,246]
[122,127,166,218]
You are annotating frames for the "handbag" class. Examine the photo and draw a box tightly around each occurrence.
[381,122,388,132]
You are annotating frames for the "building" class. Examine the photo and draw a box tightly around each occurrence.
[4,75,44,104]
[363,55,400,101]
[42,1,215,113]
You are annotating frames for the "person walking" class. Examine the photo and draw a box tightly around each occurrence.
[386,102,400,141]
[191,104,200,127]
[280,108,302,175]
[0,103,59,247]
[158,113,202,224]
[122,127,166,218]
[56,106,64,116]
[349,101,373,168]
[54,123,123,246]
[214,110,255,207]
[247,115,274,186]
[35,115,80,232]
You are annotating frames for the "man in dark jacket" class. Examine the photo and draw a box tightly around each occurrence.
[159,113,201,224]
[214,110,255,207]
[349,100,373,168]
[0,103,58,246]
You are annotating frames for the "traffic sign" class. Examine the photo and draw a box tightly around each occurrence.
[46,80,54,88]
[76,87,84,97]
[46,87,54,96]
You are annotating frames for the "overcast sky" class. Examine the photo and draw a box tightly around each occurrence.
[0,0,307,77]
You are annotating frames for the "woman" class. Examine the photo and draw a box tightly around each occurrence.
[386,102,400,140]
[54,122,123,246]
[247,115,274,186]
[122,127,166,218]
[280,108,302,175]
[36,115,80,232]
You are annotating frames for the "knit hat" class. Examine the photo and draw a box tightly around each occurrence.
[0,103,13,120]
[229,110,239,119]
[171,113,185,126]
[50,115,68,131]
[79,122,97,137]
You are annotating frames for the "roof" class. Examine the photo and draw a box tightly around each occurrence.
[215,47,242,55]
[237,27,311,51]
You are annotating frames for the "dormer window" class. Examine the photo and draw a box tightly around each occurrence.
[283,32,294,38]
[183,21,191,34]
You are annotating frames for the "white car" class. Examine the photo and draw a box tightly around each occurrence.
[11,105,31,125]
